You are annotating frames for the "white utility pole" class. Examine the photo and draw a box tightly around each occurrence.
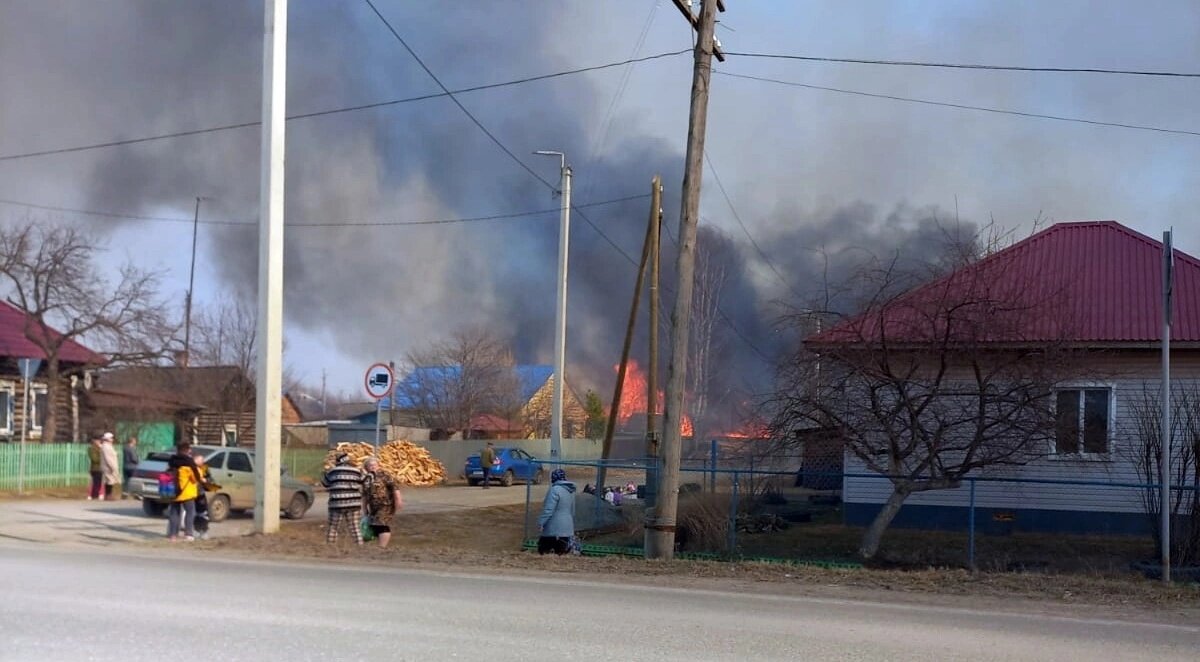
[1161,228,1174,582]
[254,0,287,535]
[535,150,571,465]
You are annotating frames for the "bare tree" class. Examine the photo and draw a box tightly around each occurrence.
[768,227,1078,559]
[0,220,176,442]
[687,227,733,442]
[399,326,521,438]
[1126,382,1200,567]
[190,297,301,392]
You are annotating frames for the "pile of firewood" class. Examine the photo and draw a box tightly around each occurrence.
[323,440,447,487]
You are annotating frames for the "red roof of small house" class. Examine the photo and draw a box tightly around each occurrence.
[812,221,1200,346]
[469,414,521,433]
[0,300,107,364]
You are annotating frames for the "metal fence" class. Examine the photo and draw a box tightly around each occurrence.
[520,449,1200,578]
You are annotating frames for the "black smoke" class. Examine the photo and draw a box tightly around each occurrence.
[1,1,979,424]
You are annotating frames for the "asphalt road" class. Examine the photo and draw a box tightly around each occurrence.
[1,544,1197,661]
[0,484,542,546]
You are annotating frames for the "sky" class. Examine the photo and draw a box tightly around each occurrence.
[1,0,1198,403]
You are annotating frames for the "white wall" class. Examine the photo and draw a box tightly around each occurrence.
[845,352,1200,514]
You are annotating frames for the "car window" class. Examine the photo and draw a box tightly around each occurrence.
[227,452,252,473]
[205,452,225,469]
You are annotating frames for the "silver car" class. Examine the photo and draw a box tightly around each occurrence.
[129,445,313,521]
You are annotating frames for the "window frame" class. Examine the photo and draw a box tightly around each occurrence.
[222,423,238,447]
[1052,383,1116,459]
[226,451,252,473]
[0,381,14,436]
[29,383,48,436]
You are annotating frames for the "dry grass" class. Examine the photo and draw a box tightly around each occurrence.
[197,502,1200,613]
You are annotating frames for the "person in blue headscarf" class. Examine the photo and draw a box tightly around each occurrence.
[536,468,576,555]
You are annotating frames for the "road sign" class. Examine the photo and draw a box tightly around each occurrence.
[364,363,393,400]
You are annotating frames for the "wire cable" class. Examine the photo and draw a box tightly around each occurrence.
[0,50,690,162]
[725,51,1200,78]
[716,70,1200,138]
[363,1,771,363]
[703,151,802,299]
[0,193,648,228]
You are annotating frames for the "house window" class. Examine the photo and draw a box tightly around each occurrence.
[0,382,13,435]
[1055,388,1111,455]
[30,386,48,432]
[223,424,238,446]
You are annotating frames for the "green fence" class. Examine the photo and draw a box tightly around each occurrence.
[282,448,328,484]
[0,443,329,492]
[0,443,93,491]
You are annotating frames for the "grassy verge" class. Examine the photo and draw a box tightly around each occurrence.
[200,503,1200,613]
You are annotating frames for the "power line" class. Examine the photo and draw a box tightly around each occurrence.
[0,193,648,228]
[363,0,556,189]
[702,151,802,299]
[725,51,1200,79]
[716,71,1200,138]
[363,1,770,363]
[0,50,690,162]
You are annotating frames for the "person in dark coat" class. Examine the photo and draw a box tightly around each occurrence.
[121,436,139,499]
[537,469,577,555]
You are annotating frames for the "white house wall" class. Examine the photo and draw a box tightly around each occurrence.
[844,352,1200,516]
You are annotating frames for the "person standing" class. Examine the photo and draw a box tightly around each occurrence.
[362,457,403,548]
[121,436,140,499]
[537,468,577,555]
[86,436,103,501]
[479,441,496,489]
[99,432,120,500]
[166,442,203,542]
[321,453,364,546]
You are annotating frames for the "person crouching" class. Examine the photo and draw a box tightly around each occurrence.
[537,468,576,555]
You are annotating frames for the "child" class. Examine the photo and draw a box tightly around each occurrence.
[192,455,220,540]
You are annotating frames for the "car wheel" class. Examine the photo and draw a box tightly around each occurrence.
[284,493,309,520]
[208,494,231,523]
[467,478,480,487]
[142,500,166,517]
[532,469,545,485]
[501,470,515,487]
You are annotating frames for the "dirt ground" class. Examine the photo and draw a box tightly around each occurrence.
[201,503,1200,616]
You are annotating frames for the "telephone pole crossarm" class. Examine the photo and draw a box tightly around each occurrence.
[670,0,726,61]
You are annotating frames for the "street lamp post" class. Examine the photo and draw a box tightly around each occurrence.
[534,151,571,466]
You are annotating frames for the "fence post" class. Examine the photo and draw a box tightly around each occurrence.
[523,472,533,546]
[968,479,977,571]
[728,470,740,557]
[709,439,717,494]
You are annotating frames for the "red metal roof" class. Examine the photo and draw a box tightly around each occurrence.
[0,300,107,364]
[814,221,1200,345]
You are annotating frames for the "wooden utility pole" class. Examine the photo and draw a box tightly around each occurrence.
[645,176,663,508]
[647,0,721,560]
[598,176,661,491]
[183,196,202,367]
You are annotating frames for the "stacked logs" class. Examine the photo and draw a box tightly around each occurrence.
[323,440,447,487]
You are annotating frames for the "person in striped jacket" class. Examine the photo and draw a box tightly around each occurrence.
[321,453,365,545]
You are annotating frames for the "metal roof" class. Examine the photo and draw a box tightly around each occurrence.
[814,221,1200,345]
[0,300,106,364]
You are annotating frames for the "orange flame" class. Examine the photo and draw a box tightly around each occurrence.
[615,360,693,437]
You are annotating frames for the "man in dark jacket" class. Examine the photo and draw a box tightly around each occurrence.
[121,436,139,499]
[479,442,496,489]
[322,453,364,546]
